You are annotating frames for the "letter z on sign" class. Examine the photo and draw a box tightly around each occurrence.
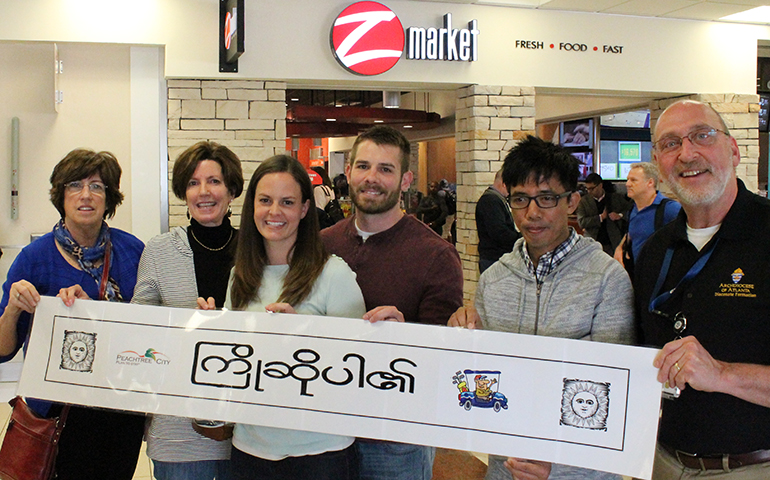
[331,1,405,76]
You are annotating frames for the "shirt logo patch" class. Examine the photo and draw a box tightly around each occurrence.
[731,268,744,284]
[716,268,756,298]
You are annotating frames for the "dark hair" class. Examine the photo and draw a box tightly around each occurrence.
[350,126,410,175]
[502,136,579,193]
[49,148,125,219]
[171,141,244,200]
[311,166,333,189]
[230,155,329,310]
[585,173,603,185]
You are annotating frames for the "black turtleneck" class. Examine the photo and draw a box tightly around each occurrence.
[187,217,237,308]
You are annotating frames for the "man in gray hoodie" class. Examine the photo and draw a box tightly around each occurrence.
[450,135,634,480]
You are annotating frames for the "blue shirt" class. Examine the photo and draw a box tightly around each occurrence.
[627,192,681,259]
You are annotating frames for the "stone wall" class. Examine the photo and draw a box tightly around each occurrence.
[650,94,760,192]
[167,80,287,228]
[455,85,536,303]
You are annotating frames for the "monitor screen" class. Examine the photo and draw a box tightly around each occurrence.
[560,119,593,147]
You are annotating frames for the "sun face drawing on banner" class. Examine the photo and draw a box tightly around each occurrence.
[452,369,508,413]
[560,379,610,430]
[60,330,96,373]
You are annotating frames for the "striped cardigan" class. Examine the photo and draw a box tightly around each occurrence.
[131,226,232,462]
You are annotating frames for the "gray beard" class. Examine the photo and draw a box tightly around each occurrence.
[666,171,730,207]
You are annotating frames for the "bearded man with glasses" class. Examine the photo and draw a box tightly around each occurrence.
[635,99,770,479]
[449,135,634,480]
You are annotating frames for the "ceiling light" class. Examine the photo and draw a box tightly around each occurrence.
[403,125,413,129]
[374,120,384,123]
[475,0,552,7]
[326,118,336,122]
[383,91,401,109]
[291,98,299,102]
[721,7,770,24]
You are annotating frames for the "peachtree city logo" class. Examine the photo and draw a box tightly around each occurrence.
[331,2,405,76]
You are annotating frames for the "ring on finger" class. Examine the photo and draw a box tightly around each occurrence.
[674,362,681,372]
[15,292,20,299]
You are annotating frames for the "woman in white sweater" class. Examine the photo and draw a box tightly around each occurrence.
[224,155,365,480]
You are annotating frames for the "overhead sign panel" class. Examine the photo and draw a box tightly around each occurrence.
[331,2,479,76]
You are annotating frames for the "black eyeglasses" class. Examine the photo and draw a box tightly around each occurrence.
[653,128,728,154]
[507,191,572,209]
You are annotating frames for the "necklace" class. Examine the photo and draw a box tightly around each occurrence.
[190,228,233,252]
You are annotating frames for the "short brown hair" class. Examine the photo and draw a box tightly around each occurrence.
[49,149,124,219]
[171,141,244,201]
[350,126,410,176]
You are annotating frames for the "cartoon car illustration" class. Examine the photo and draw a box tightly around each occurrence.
[453,369,508,412]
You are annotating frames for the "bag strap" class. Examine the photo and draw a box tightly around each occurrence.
[98,240,112,300]
[654,198,672,230]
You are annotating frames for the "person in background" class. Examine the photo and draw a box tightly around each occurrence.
[613,162,680,275]
[322,126,463,480]
[576,173,631,255]
[0,149,145,479]
[450,136,633,480]
[476,169,520,273]
[416,180,448,236]
[312,165,335,211]
[223,155,365,480]
[636,99,770,479]
[132,141,243,480]
[312,165,344,229]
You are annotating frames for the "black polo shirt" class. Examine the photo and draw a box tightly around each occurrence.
[634,180,770,455]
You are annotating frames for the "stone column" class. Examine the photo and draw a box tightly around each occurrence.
[167,80,287,228]
[650,94,760,192]
[455,85,536,303]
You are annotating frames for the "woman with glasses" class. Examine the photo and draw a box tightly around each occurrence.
[132,141,243,480]
[0,148,145,479]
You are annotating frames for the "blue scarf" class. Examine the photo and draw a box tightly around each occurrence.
[52,219,123,302]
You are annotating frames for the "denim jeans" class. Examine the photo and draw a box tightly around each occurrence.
[152,459,233,480]
[356,441,435,480]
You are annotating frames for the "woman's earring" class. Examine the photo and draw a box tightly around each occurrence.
[186,208,191,220]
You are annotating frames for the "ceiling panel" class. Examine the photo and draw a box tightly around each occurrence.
[660,1,757,19]
[406,0,770,22]
[602,0,701,16]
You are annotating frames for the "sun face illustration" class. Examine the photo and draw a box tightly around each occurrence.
[560,379,609,430]
[60,331,96,372]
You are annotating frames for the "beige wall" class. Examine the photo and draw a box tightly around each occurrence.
[0,42,133,247]
[1,1,769,97]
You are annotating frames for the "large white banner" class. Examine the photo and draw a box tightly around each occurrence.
[19,297,662,479]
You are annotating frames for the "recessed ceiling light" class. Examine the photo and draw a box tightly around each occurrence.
[721,7,770,24]
[374,120,384,123]
[291,98,300,102]
[403,125,413,129]
[326,118,336,122]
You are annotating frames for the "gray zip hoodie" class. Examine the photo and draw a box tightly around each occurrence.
[477,235,634,480]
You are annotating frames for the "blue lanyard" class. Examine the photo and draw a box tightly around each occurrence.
[648,239,719,314]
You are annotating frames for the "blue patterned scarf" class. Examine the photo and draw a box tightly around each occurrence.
[52,219,123,302]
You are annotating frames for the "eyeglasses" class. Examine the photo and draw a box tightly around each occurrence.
[653,128,728,154]
[585,184,600,192]
[64,181,107,196]
[508,191,572,209]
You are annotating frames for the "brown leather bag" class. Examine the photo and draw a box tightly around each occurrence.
[0,397,69,480]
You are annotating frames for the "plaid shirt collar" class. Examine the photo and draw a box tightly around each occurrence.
[520,228,579,281]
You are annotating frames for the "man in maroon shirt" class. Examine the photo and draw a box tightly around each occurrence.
[321,126,463,480]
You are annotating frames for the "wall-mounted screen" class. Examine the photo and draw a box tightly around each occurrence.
[560,119,593,147]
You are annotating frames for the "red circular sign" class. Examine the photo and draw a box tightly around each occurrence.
[331,2,405,76]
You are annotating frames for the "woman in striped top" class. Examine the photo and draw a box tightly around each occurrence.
[132,141,243,480]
